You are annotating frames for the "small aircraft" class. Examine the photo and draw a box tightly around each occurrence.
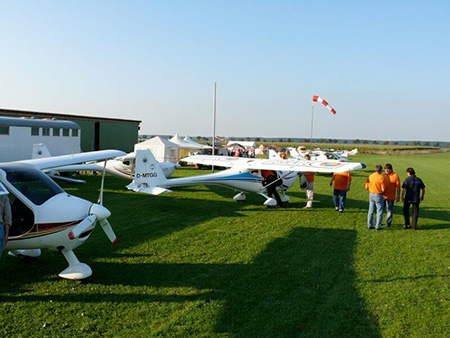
[1,149,125,280]
[33,143,178,180]
[283,148,349,162]
[126,149,366,206]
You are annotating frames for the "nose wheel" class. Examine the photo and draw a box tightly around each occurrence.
[233,192,246,202]
[59,250,92,280]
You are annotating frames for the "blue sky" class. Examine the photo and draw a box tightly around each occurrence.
[1,1,449,141]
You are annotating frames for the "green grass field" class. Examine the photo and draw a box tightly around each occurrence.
[1,153,449,337]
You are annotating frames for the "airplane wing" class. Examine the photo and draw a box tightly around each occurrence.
[180,155,253,168]
[17,150,126,170]
[181,155,366,173]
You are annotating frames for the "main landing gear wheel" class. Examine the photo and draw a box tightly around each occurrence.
[233,192,246,202]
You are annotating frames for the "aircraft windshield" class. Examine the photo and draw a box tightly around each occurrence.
[0,164,64,205]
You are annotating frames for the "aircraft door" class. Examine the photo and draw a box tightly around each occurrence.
[8,191,35,237]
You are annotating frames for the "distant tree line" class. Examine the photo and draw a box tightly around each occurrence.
[139,135,450,148]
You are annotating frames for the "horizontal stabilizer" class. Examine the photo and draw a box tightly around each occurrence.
[126,182,171,195]
[139,186,172,195]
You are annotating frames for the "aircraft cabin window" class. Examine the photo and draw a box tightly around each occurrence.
[0,125,10,135]
[0,165,64,206]
[62,128,70,137]
[31,127,40,136]
[72,129,79,137]
[43,128,50,136]
[53,128,60,137]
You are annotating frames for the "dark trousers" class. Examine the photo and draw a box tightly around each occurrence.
[403,202,420,229]
[265,175,283,205]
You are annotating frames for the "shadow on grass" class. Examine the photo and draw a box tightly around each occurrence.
[1,228,381,337]
[0,185,249,290]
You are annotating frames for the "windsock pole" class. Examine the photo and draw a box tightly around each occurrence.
[310,103,314,150]
[212,82,217,173]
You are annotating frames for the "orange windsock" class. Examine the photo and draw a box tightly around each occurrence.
[312,95,337,115]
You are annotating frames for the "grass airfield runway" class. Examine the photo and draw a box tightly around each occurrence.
[0,152,449,337]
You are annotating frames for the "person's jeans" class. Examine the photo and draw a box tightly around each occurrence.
[0,225,5,260]
[384,199,395,227]
[333,189,347,211]
[368,193,384,229]
[305,182,314,207]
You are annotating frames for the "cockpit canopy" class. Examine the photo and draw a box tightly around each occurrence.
[0,163,64,205]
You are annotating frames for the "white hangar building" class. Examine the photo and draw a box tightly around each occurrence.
[0,116,81,162]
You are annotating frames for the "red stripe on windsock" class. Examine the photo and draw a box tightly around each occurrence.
[312,95,337,115]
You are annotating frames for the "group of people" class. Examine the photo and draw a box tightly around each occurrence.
[366,164,425,230]
[299,154,352,212]
[296,159,426,230]
[229,147,256,158]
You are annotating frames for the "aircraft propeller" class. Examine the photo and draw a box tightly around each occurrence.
[68,160,117,245]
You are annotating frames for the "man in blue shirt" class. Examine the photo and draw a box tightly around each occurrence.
[401,167,425,230]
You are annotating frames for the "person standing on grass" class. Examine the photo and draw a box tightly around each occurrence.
[382,163,400,227]
[0,190,12,260]
[301,154,314,209]
[401,167,425,230]
[330,171,352,213]
[365,165,385,230]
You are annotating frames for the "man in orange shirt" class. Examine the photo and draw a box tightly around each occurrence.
[329,171,352,213]
[382,163,400,227]
[365,165,385,230]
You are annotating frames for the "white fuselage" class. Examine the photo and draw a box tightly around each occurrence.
[0,164,96,252]
[158,167,298,194]
[53,157,177,179]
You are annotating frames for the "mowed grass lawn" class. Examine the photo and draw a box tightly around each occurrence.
[0,152,449,337]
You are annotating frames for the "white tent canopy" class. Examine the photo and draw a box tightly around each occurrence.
[183,135,209,149]
[134,136,179,163]
[170,134,203,149]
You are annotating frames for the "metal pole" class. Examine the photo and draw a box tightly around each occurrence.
[212,82,217,172]
[310,103,314,151]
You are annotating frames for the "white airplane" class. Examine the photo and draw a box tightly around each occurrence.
[126,149,366,206]
[33,143,178,180]
[283,148,349,162]
[335,148,358,158]
[1,149,126,280]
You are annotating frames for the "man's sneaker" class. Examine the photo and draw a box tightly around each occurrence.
[335,208,339,211]
[368,226,375,229]
[403,225,411,229]
[376,227,383,230]
[339,209,344,213]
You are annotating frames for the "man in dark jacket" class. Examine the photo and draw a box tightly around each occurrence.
[401,167,426,230]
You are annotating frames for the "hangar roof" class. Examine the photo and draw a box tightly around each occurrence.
[0,108,141,125]
[0,116,80,129]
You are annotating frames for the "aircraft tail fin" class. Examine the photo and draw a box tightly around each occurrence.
[268,149,281,159]
[287,147,300,157]
[126,149,171,195]
[32,143,52,159]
